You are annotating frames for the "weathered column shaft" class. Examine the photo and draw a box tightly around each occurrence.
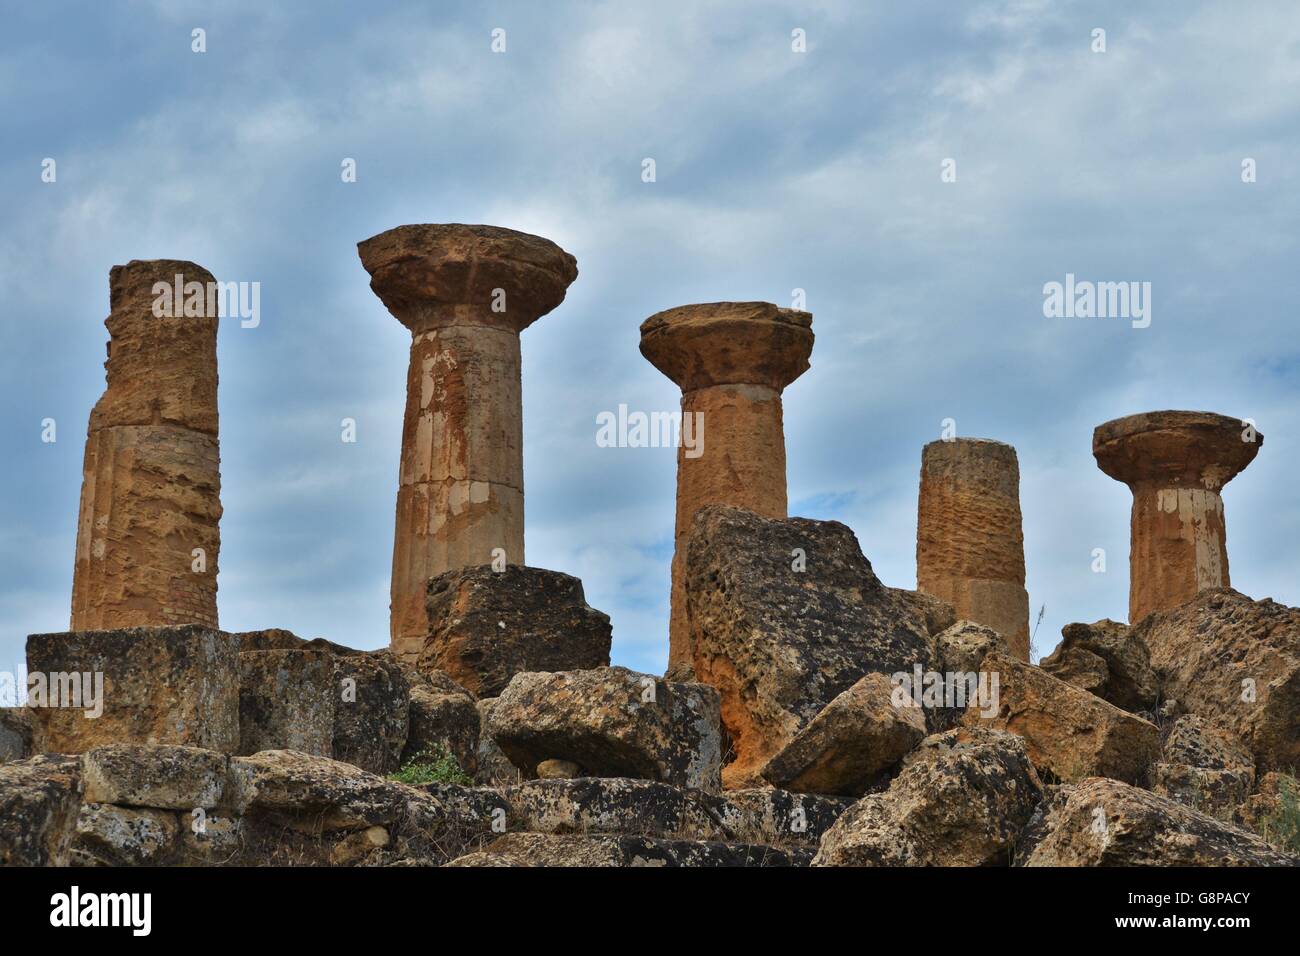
[71,260,221,630]
[639,301,813,675]
[1093,410,1260,625]
[359,224,578,662]
[670,383,789,666]
[916,439,1029,660]
[390,318,526,648]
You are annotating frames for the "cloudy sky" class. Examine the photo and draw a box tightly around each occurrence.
[3,0,1298,681]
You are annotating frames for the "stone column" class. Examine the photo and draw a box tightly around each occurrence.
[639,302,813,674]
[1093,410,1261,624]
[916,439,1030,660]
[358,224,578,660]
[70,260,222,630]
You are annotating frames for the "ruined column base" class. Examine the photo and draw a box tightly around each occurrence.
[26,625,239,754]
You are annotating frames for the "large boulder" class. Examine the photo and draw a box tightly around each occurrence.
[1019,776,1297,866]
[935,620,1011,675]
[25,625,240,753]
[473,698,519,786]
[812,727,1042,866]
[759,673,926,796]
[684,506,937,787]
[238,649,335,757]
[1135,588,1300,772]
[72,804,180,866]
[81,745,231,810]
[1042,619,1158,712]
[0,754,83,866]
[1151,716,1255,817]
[403,670,480,777]
[488,667,722,791]
[331,652,409,775]
[962,651,1159,784]
[420,566,612,698]
[0,708,32,764]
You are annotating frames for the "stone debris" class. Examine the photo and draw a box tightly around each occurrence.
[1041,618,1158,713]
[963,651,1159,784]
[684,506,937,788]
[0,709,32,764]
[238,649,335,757]
[916,439,1030,659]
[1151,716,1255,817]
[1019,777,1297,866]
[639,301,814,673]
[404,669,480,777]
[488,667,722,792]
[447,832,811,867]
[421,565,611,698]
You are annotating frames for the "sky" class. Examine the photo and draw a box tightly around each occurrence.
[2,0,1298,682]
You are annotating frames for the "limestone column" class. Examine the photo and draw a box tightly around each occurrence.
[358,224,578,660]
[639,302,813,674]
[1093,410,1261,624]
[71,260,222,630]
[916,439,1030,660]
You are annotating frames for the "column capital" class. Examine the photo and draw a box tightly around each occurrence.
[639,301,813,393]
[358,223,578,334]
[1093,410,1261,491]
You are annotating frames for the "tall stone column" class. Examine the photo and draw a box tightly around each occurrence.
[358,224,578,660]
[916,438,1030,660]
[1093,410,1261,624]
[71,260,222,630]
[639,302,813,674]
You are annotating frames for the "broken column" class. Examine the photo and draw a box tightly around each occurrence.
[1093,410,1261,624]
[916,439,1030,660]
[639,302,813,673]
[358,225,578,660]
[71,260,222,630]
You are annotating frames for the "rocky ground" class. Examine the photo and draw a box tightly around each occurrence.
[2,506,1298,867]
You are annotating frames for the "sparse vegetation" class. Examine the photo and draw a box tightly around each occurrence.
[1259,772,1300,854]
[389,746,472,787]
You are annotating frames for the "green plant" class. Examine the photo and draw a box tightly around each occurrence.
[389,746,472,786]
[1260,772,1300,854]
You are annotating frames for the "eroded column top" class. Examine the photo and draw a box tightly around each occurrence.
[638,301,813,392]
[357,223,578,334]
[92,259,219,436]
[1093,410,1262,490]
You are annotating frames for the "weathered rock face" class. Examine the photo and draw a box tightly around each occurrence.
[1019,776,1296,866]
[1041,619,1158,712]
[403,669,479,776]
[1235,772,1297,840]
[71,259,222,631]
[639,302,814,673]
[684,506,936,788]
[473,698,519,786]
[0,755,83,865]
[82,745,230,810]
[963,651,1159,784]
[331,653,409,775]
[420,565,612,698]
[935,620,1011,675]
[813,728,1042,866]
[1136,588,1300,773]
[1151,716,1255,816]
[73,804,181,866]
[760,673,926,796]
[488,667,722,792]
[26,625,240,753]
[358,224,579,661]
[238,649,335,757]
[1093,410,1261,624]
[447,832,810,867]
[916,439,1030,660]
[0,708,32,764]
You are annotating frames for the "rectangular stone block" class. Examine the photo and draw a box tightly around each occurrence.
[238,649,335,757]
[26,625,239,754]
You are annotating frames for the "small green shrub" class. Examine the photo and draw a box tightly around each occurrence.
[1261,772,1300,854]
[389,746,472,786]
